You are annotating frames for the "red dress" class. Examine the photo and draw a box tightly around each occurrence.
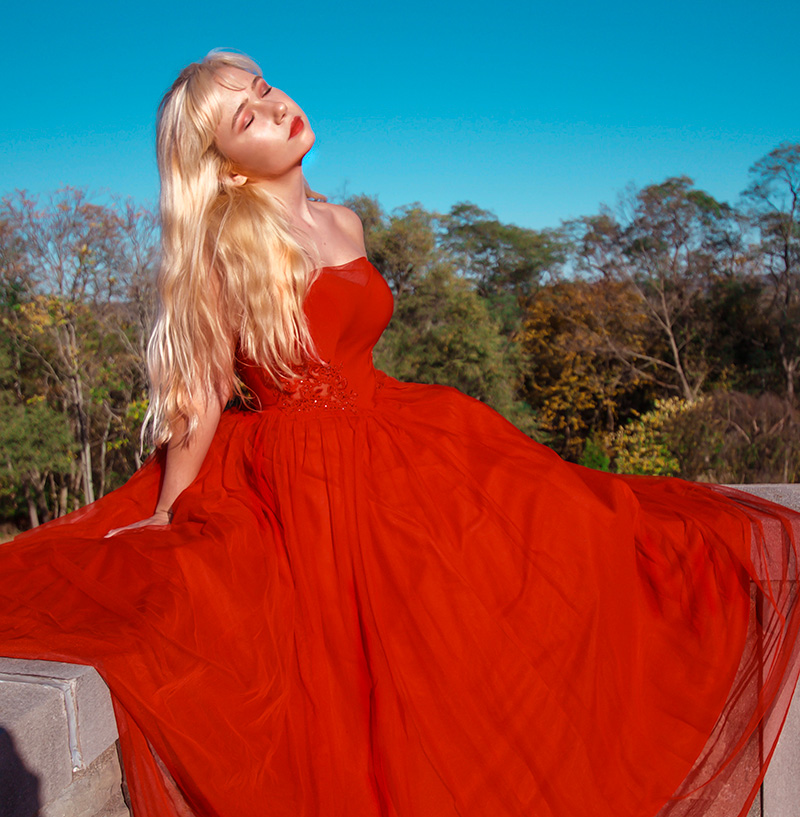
[1,256,799,817]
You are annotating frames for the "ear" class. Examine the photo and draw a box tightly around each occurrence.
[228,173,248,187]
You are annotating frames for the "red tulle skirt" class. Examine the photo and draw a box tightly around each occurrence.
[1,375,799,817]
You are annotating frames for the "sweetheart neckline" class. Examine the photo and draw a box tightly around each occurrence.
[313,255,369,274]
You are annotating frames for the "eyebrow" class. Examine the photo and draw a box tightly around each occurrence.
[230,74,262,132]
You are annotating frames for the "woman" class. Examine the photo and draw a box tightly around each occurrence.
[1,49,799,817]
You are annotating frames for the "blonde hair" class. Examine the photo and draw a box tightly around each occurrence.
[144,50,327,446]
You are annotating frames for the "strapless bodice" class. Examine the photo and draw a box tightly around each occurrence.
[235,256,394,413]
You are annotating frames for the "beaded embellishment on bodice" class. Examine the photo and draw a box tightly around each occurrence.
[276,362,358,413]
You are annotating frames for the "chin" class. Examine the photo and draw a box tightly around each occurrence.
[300,131,316,154]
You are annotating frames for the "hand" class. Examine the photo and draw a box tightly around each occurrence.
[104,509,172,539]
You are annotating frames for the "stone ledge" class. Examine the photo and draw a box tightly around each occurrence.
[0,657,128,817]
[730,482,800,512]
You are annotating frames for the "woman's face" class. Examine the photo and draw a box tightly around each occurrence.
[212,66,314,184]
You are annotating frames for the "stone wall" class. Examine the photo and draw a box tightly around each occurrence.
[0,658,128,817]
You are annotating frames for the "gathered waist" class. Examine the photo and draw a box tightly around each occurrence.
[237,360,387,417]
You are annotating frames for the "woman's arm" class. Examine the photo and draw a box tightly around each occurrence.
[104,393,225,538]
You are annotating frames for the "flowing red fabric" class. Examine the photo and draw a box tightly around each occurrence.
[1,256,799,817]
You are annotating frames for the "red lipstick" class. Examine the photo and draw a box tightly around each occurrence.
[289,116,304,138]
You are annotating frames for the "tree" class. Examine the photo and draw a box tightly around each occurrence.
[0,396,76,528]
[438,201,564,299]
[341,194,384,258]
[742,143,800,403]
[518,277,651,458]
[3,188,125,503]
[703,273,782,394]
[344,196,436,295]
[374,264,539,436]
[0,189,157,515]
[568,177,742,402]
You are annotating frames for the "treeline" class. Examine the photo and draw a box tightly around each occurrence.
[0,190,156,529]
[1,144,798,530]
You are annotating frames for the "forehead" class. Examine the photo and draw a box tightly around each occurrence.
[213,66,258,93]
[209,66,259,130]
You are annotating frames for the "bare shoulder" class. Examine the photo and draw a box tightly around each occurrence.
[331,203,366,248]
[312,201,366,254]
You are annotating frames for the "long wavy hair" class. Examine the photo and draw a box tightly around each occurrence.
[144,50,327,446]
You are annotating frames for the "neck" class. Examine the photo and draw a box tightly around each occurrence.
[252,165,314,224]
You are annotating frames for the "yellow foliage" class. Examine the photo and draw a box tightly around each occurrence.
[519,278,650,457]
[603,397,691,476]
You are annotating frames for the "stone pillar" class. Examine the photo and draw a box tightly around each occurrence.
[0,658,129,817]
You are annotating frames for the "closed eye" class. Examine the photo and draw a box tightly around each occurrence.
[243,80,273,129]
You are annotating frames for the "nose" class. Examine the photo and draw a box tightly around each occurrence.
[250,86,287,123]
[263,98,287,123]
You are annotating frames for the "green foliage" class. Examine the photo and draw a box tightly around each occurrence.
[0,398,75,483]
[579,437,611,471]
[343,195,436,294]
[374,264,540,437]
[568,176,742,404]
[438,201,564,297]
[0,395,77,527]
[375,265,510,399]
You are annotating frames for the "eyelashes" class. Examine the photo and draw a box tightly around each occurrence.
[244,83,273,130]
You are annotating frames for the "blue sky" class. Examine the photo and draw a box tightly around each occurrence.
[1,0,798,231]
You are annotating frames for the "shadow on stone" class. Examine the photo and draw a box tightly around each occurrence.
[0,727,40,817]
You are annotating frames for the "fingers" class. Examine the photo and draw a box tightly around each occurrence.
[104,525,142,539]
[103,517,171,539]
[104,521,144,539]
[103,527,124,539]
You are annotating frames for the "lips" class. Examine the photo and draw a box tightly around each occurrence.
[289,116,304,138]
